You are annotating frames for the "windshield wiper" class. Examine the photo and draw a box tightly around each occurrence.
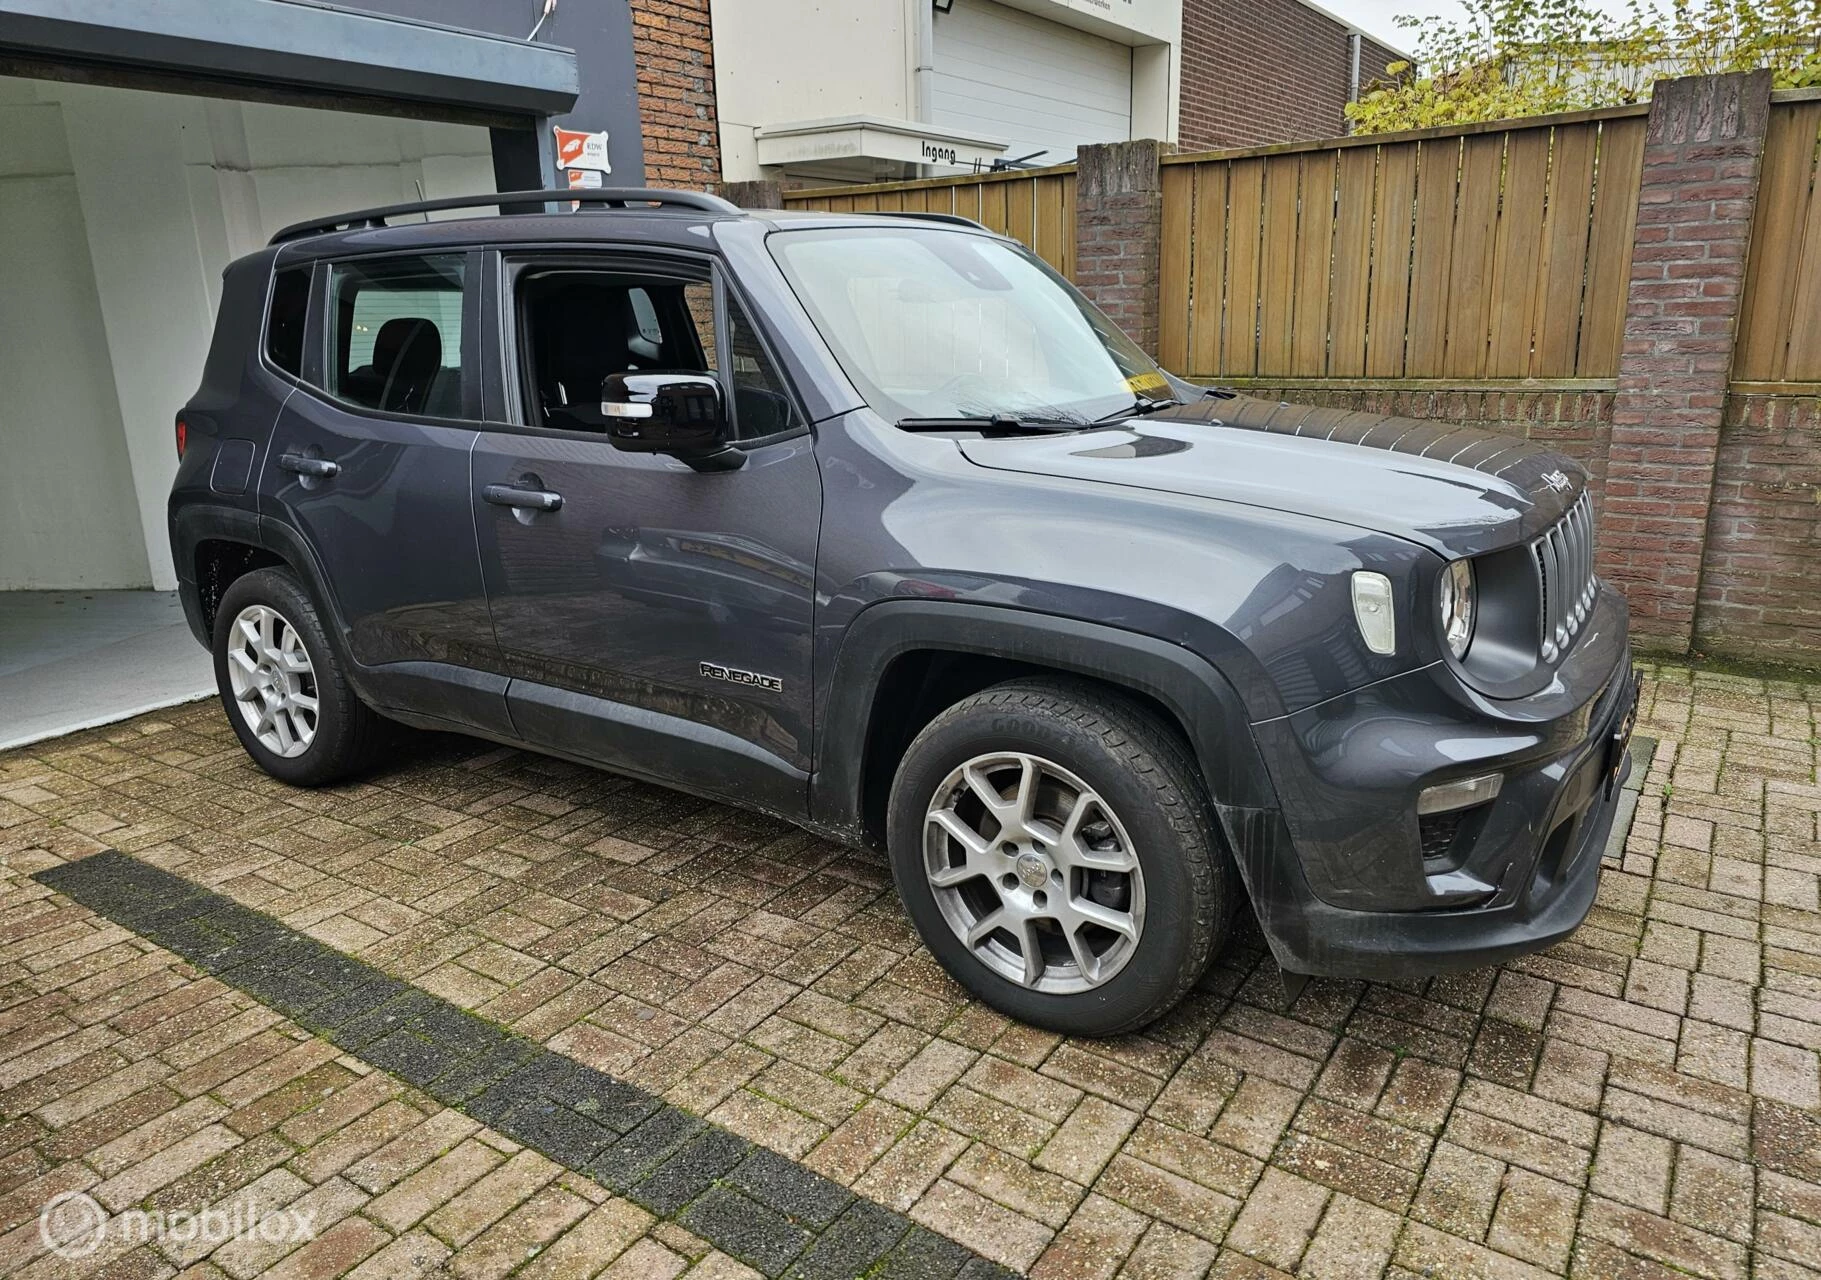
[896,413,1089,435]
[1093,395,1182,423]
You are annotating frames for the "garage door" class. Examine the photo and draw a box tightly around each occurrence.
[931,0,1132,167]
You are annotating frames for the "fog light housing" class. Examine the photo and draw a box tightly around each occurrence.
[1417,771,1504,815]
[1351,571,1396,655]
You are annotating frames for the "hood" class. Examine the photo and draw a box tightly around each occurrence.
[957,393,1586,557]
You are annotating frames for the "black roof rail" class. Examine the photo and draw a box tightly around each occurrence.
[270,187,742,245]
[861,210,990,232]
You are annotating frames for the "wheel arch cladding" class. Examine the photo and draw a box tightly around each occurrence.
[192,538,286,633]
[814,601,1283,847]
[173,504,357,668]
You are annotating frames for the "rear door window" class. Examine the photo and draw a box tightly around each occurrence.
[322,255,470,419]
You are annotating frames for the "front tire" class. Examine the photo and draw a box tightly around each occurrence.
[212,568,384,786]
[887,679,1234,1036]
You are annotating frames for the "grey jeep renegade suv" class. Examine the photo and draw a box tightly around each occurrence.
[170,187,1637,1036]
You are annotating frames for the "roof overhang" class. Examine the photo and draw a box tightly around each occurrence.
[755,115,1007,176]
[0,0,579,118]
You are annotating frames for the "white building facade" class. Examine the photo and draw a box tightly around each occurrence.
[712,0,1183,184]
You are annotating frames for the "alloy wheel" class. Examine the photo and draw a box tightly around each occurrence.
[225,604,319,758]
[923,751,1145,994]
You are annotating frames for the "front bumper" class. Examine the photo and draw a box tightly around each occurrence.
[1230,585,1636,980]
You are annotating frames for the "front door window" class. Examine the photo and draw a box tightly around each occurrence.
[517,268,715,434]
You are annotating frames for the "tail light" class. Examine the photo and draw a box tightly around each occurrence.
[175,417,188,459]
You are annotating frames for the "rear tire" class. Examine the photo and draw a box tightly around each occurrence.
[212,568,384,786]
[887,678,1234,1036]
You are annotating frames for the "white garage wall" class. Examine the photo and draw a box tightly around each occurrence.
[237,106,496,238]
[0,79,494,592]
[0,97,151,590]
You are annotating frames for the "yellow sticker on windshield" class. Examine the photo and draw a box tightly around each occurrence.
[1125,371,1170,396]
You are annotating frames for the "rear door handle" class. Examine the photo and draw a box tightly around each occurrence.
[278,453,339,478]
[482,484,563,513]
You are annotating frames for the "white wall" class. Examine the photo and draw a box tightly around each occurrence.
[0,79,493,592]
[712,0,1181,183]
[711,0,916,181]
[0,96,150,590]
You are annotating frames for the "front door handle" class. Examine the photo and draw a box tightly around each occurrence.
[482,484,564,513]
[278,453,339,478]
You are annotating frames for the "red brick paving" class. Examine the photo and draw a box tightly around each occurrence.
[0,660,1817,1277]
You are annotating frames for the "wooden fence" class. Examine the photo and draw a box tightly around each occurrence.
[781,165,1077,278]
[1157,107,1648,383]
[773,92,1818,395]
[1736,97,1821,387]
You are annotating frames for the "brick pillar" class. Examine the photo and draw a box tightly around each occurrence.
[721,179,783,209]
[1075,140,1166,357]
[1601,72,1771,652]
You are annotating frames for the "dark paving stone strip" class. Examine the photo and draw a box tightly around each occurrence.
[37,851,1016,1280]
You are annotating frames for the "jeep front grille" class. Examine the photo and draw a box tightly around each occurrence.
[1534,490,1596,663]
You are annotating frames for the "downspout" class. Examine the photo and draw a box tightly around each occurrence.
[1346,32,1362,133]
[915,0,935,174]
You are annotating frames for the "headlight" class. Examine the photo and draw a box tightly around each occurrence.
[1440,559,1476,659]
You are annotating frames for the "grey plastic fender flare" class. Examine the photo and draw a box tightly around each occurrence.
[811,600,1284,839]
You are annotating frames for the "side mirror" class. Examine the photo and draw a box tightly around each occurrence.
[602,373,734,465]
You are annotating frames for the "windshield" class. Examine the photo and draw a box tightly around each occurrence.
[768,226,1170,423]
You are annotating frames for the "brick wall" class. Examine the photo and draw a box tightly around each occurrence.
[629,0,720,189]
[1697,395,1821,660]
[1076,142,1167,361]
[1180,0,1403,150]
[1601,73,1771,652]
